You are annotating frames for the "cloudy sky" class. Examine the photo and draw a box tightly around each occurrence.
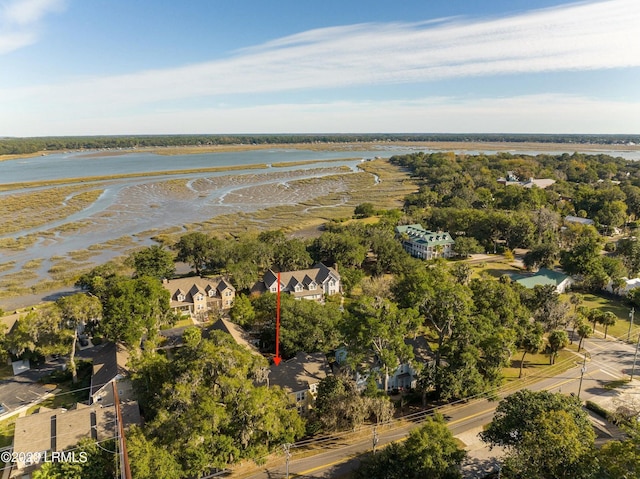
[0,0,638,136]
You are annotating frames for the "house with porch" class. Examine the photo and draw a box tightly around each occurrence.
[252,263,341,300]
[395,224,455,260]
[268,351,331,415]
[162,276,235,319]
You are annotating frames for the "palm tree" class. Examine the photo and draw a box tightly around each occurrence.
[576,320,593,352]
[519,324,544,378]
[548,330,569,365]
[602,311,617,339]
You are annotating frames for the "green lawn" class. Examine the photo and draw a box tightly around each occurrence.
[572,293,638,341]
[467,259,523,280]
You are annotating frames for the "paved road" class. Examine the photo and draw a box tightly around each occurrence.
[240,335,637,479]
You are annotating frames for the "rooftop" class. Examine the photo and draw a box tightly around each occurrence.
[268,352,330,393]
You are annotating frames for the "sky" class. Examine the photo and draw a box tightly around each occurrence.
[0,0,639,136]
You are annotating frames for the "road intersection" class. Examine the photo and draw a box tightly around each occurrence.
[240,334,639,479]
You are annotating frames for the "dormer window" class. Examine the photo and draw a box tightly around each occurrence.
[177,293,185,302]
[195,294,203,301]
[309,282,317,290]
[294,283,303,292]
[208,290,215,297]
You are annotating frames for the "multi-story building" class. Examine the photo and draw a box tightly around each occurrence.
[395,224,455,260]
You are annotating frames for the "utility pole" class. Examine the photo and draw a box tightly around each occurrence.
[372,426,379,455]
[631,329,640,381]
[577,353,588,399]
[628,307,635,342]
[283,443,292,479]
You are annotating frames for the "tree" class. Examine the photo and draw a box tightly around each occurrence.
[272,239,313,272]
[126,426,185,479]
[576,320,592,352]
[481,390,596,479]
[354,415,465,479]
[452,236,483,258]
[128,245,175,279]
[75,262,122,300]
[100,276,171,348]
[55,293,102,383]
[314,375,368,432]
[518,323,544,378]
[501,409,596,479]
[131,329,304,476]
[173,232,213,275]
[344,296,420,392]
[354,202,375,218]
[601,311,617,339]
[523,243,558,271]
[32,438,116,479]
[229,293,255,328]
[547,330,569,365]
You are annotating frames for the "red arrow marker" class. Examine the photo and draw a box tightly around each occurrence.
[273,271,282,366]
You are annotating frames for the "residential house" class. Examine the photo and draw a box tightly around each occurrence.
[268,351,331,415]
[605,277,640,296]
[335,336,433,392]
[10,402,140,478]
[395,224,455,260]
[211,318,262,356]
[564,215,595,226]
[90,342,133,405]
[162,276,235,319]
[253,263,341,300]
[497,173,556,189]
[511,268,574,294]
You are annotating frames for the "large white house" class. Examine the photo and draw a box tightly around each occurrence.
[395,224,455,260]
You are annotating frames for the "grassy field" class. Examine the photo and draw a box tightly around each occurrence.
[575,293,638,341]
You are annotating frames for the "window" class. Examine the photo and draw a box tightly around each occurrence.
[208,290,215,297]
[196,294,203,301]
[296,391,307,402]
[177,294,185,301]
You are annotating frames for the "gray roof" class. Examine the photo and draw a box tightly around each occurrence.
[565,215,595,225]
[90,343,129,399]
[211,318,261,356]
[269,352,330,393]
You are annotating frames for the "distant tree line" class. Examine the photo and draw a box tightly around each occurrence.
[1,133,639,155]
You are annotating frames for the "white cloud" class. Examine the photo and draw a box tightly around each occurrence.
[1,0,638,135]
[4,94,639,136]
[0,0,66,53]
[3,0,638,104]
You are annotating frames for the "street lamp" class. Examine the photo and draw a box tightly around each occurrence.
[628,307,635,342]
[577,351,590,400]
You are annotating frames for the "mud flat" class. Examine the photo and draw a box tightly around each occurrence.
[0,159,418,305]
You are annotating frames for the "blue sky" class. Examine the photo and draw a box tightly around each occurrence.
[0,0,639,136]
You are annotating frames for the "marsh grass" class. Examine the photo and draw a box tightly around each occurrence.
[0,163,269,191]
[22,259,44,270]
[0,187,102,235]
[67,249,100,261]
[0,235,37,250]
[0,261,16,273]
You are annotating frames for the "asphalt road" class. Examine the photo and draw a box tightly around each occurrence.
[241,334,638,479]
